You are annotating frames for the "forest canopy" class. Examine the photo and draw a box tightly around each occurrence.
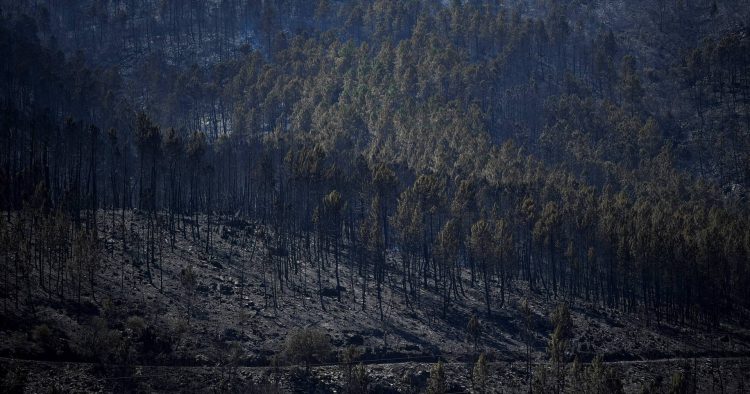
[1,0,749,329]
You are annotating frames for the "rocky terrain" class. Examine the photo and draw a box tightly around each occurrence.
[1,211,749,393]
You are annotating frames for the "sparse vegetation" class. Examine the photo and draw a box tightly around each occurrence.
[351,363,370,394]
[585,356,624,394]
[283,328,332,371]
[0,0,749,391]
[426,360,447,394]
[472,353,489,394]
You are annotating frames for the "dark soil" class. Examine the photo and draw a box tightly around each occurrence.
[1,211,749,393]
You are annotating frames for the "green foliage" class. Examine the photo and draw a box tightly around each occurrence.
[135,113,162,156]
[71,317,123,363]
[0,0,746,331]
[31,324,52,350]
[472,353,489,394]
[426,360,447,394]
[340,346,363,393]
[669,370,689,394]
[283,328,332,370]
[467,314,482,351]
[0,5,749,392]
[125,316,147,336]
[180,266,196,290]
[531,365,551,394]
[351,363,370,394]
[548,303,573,394]
[216,342,245,393]
[550,304,573,340]
[585,356,624,394]
[569,356,583,390]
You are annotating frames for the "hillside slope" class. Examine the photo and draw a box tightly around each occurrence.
[2,211,749,392]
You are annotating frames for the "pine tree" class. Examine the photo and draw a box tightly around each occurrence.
[467,313,482,352]
[426,360,447,394]
[472,353,489,394]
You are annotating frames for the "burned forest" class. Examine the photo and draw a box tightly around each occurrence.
[1,1,750,393]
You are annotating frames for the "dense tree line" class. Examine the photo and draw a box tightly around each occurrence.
[1,1,749,329]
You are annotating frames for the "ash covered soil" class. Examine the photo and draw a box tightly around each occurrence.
[1,211,749,393]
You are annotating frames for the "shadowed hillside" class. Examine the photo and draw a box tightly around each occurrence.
[1,1,749,392]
